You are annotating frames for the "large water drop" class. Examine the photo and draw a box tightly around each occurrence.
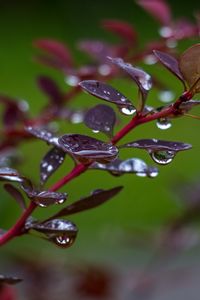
[150,150,175,165]
[156,118,172,130]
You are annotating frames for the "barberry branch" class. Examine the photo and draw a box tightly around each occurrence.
[0,90,192,246]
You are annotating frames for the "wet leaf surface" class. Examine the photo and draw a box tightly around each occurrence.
[0,167,23,183]
[91,158,158,178]
[58,134,118,163]
[40,147,66,185]
[108,57,152,102]
[25,126,59,147]
[84,104,116,137]
[25,190,68,207]
[79,80,135,114]
[153,50,185,84]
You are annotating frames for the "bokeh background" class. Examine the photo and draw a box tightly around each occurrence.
[0,0,200,299]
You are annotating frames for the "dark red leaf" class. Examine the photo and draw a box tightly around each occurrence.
[25,126,59,147]
[84,104,116,137]
[0,167,23,183]
[51,186,123,219]
[153,50,185,86]
[58,134,118,163]
[34,39,73,69]
[40,147,66,185]
[137,0,171,26]
[3,183,26,210]
[78,40,114,63]
[28,219,78,248]
[37,76,63,105]
[121,139,192,165]
[102,19,137,43]
[179,100,200,113]
[79,80,135,115]
[108,57,152,102]
[121,139,192,152]
[25,190,67,207]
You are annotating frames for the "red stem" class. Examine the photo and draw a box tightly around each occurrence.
[0,93,192,246]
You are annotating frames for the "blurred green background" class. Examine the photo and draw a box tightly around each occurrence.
[0,0,200,287]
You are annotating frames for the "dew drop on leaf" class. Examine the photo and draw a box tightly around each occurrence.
[150,150,175,165]
[156,118,172,130]
[51,235,76,248]
[120,106,136,116]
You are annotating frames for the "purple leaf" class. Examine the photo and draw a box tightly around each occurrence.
[79,80,136,115]
[122,139,192,152]
[108,57,152,102]
[3,103,22,129]
[25,190,68,207]
[58,134,118,163]
[121,139,192,165]
[0,274,22,285]
[78,40,114,63]
[28,219,78,248]
[102,19,137,43]
[37,76,63,105]
[91,158,158,178]
[50,186,123,219]
[0,167,23,183]
[153,50,185,85]
[179,100,200,113]
[4,183,26,210]
[34,39,73,69]
[40,147,66,185]
[137,0,171,26]
[84,104,116,137]
[25,126,59,147]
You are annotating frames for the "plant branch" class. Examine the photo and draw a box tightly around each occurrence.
[0,91,192,246]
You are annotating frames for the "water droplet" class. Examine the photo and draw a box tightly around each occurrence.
[140,74,152,90]
[98,64,111,76]
[71,111,84,124]
[159,90,175,103]
[92,130,100,133]
[18,100,29,112]
[52,235,76,248]
[148,169,159,178]
[166,39,177,49]
[156,118,172,130]
[38,202,48,208]
[47,165,53,172]
[65,75,80,87]
[56,198,66,205]
[150,150,175,165]
[136,172,147,177]
[120,106,136,116]
[159,26,173,38]
[143,54,157,65]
